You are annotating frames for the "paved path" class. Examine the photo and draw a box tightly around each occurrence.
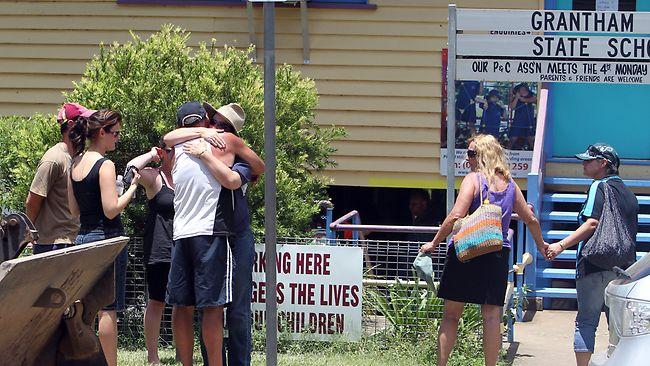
[506,310,609,366]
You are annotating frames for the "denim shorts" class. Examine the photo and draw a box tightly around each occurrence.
[33,243,74,254]
[76,229,128,312]
[166,235,233,309]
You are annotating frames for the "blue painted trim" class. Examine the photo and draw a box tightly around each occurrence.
[547,157,650,166]
[540,250,647,261]
[526,172,542,293]
[544,193,650,205]
[325,207,334,240]
[544,212,650,223]
[538,268,575,279]
[352,215,360,243]
[535,287,577,299]
[544,230,650,242]
[544,177,650,187]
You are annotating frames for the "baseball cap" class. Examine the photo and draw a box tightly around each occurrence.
[575,143,620,170]
[203,102,245,136]
[56,103,97,125]
[176,102,206,127]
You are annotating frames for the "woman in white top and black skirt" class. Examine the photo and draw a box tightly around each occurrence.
[421,134,548,366]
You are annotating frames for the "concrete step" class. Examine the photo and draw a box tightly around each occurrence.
[536,249,648,261]
[541,211,650,223]
[544,177,650,187]
[538,268,575,279]
[543,193,650,205]
[535,287,577,299]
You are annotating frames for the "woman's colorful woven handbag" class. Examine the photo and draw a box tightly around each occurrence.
[452,174,503,262]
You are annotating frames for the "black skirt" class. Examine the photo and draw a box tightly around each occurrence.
[437,244,510,306]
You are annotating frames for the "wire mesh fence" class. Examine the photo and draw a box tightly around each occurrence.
[118,236,450,345]
[276,237,450,338]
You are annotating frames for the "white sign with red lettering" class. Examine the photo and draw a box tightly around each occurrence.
[251,244,363,341]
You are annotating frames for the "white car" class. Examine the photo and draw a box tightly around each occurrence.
[590,253,650,366]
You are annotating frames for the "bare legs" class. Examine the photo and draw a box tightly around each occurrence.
[144,299,165,364]
[481,304,502,366]
[98,310,118,366]
[172,306,195,366]
[437,300,464,366]
[172,305,224,366]
[576,352,592,366]
[436,300,502,366]
[201,306,224,366]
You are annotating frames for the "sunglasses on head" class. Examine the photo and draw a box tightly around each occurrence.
[586,145,611,162]
[467,149,477,158]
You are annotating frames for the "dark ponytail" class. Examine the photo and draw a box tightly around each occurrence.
[68,109,122,157]
[68,117,88,157]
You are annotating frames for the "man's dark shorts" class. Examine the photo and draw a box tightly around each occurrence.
[166,235,233,309]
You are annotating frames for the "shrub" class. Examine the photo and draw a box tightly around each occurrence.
[0,25,344,237]
[0,114,60,211]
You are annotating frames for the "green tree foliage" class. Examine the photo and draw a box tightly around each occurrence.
[2,26,345,238]
[0,115,60,211]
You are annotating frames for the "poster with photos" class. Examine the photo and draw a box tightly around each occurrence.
[440,49,537,178]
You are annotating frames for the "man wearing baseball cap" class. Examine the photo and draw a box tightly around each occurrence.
[25,102,96,253]
[546,143,638,366]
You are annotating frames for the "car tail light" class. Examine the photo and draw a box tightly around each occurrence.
[607,294,650,337]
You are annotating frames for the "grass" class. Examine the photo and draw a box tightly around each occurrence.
[118,348,423,366]
[117,283,517,365]
[117,334,513,366]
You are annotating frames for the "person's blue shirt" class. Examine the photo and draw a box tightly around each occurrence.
[512,96,535,128]
[480,101,503,137]
[230,157,253,234]
[456,81,480,110]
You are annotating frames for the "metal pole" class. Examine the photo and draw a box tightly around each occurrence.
[247,0,257,61]
[446,4,457,215]
[263,3,277,366]
[300,0,310,64]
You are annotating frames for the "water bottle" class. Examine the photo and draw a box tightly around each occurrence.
[116,175,124,196]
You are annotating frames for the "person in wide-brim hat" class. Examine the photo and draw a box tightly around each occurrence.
[203,102,246,136]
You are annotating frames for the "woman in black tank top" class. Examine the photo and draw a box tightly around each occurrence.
[67,109,140,366]
[125,142,174,364]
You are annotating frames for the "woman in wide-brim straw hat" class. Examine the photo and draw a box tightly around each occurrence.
[420,134,548,366]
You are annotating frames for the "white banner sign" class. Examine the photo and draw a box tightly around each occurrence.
[440,148,533,178]
[458,34,650,60]
[457,9,646,33]
[455,9,650,83]
[458,59,648,83]
[252,244,363,341]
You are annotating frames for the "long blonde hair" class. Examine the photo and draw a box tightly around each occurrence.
[470,134,511,183]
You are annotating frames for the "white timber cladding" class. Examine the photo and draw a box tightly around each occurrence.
[0,0,540,188]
